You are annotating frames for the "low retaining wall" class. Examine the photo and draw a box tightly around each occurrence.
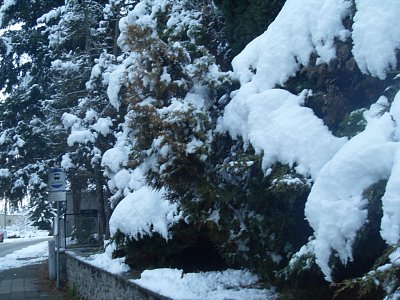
[64,252,172,300]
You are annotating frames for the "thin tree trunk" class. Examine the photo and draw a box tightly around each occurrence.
[70,178,82,242]
[82,0,92,67]
[113,15,120,57]
[71,180,82,215]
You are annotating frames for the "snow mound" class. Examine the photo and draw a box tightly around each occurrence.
[231,0,351,91]
[220,89,346,179]
[352,0,400,79]
[77,241,130,274]
[109,186,182,240]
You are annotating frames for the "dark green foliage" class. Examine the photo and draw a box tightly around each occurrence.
[332,181,386,281]
[28,195,56,230]
[0,0,64,28]
[330,181,390,300]
[204,140,312,279]
[333,277,385,300]
[284,41,397,135]
[0,1,63,94]
[214,0,286,56]
[27,167,56,230]
[332,245,400,300]
[0,85,67,209]
[278,181,390,299]
[142,131,313,279]
[382,73,400,102]
[336,109,367,139]
[276,254,332,300]
[112,224,228,272]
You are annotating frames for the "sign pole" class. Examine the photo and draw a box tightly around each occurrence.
[56,200,61,289]
[3,193,6,238]
[48,167,66,289]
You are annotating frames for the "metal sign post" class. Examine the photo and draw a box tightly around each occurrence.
[3,192,6,239]
[48,167,66,289]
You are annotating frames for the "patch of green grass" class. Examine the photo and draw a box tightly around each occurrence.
[64,285,82,300]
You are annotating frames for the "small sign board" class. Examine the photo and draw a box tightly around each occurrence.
[48,168,66,202]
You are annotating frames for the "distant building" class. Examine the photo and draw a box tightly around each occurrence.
[65,191,97,216]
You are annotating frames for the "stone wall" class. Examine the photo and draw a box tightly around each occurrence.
[64,252,172,300]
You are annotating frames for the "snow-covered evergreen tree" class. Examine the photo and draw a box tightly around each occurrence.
[59,0,138,238]
[0,1,67,226]
[218,0,400,298]
[102,0,239,269]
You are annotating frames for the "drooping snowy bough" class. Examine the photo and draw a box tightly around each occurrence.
[219,0,400,281]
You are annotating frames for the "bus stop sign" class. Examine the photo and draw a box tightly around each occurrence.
[48,168,66,201]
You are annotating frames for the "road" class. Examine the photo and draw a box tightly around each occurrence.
[0,236,52,257]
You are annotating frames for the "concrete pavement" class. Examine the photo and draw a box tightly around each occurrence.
[0,262,68,300]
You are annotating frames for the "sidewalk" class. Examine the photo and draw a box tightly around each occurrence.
[0,262,68,300]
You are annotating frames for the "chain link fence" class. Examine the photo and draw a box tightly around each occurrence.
[64,213,101,249]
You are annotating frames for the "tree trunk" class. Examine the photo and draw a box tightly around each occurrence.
[82,0,92,67]
[113,15,120,57]
[71,179,82,215]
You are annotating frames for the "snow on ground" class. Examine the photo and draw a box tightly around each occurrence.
[132,268,277,300]
[0,214,51,270]
[72,241,277,300]
[71,241,130,275]
[0,240,49,271]
[4,222,49,239]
